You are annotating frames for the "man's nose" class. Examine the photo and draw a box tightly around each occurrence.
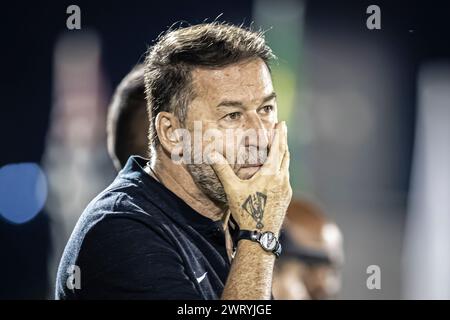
[243,113,270,148]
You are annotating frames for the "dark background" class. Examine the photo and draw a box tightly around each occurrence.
[1,0,449,299]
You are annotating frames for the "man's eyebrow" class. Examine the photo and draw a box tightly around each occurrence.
[261,92,277,104]
[216,100,244,108]
[216,92,277,108]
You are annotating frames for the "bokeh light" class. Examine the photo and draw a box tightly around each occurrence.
[0,163,48,224]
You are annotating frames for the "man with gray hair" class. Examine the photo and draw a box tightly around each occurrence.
[56,22,292,299]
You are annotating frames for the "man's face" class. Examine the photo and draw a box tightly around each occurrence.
[273,260,311,300]
[183,58,278,204]
[283,222,344,300]
[274,259,342,300]
[301,262,342,300]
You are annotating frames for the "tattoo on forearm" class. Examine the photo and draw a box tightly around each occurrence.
[242,192,267,229]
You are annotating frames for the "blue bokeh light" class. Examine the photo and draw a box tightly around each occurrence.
[0,163,48,224]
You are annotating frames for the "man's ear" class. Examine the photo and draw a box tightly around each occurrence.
[155,111,182,154]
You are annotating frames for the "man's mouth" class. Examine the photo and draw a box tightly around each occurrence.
[236,164,263,179]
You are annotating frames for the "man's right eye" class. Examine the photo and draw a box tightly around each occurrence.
[224,112,242,121]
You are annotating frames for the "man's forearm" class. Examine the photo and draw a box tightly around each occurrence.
[221,239,275,300]
[212,122,291,300]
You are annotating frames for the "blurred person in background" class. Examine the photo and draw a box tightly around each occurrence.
[106,64,149,171]
[272,198,344,300]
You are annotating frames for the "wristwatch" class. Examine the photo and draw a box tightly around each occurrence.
[236,230,282,258]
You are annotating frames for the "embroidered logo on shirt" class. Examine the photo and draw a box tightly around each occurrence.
[196,272,208,283]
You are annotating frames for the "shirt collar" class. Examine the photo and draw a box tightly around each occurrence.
[119,156,228,238]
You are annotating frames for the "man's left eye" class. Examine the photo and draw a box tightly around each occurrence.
[225,112,242,121]
[260,105,274,114]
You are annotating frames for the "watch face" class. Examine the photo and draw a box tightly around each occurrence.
[260,232,277,251]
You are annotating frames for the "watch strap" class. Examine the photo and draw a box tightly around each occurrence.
[236,230,282,258]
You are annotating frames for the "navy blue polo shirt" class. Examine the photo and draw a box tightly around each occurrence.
[55,156,235,299]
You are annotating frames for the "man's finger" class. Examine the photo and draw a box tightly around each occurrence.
[258,121,284,176]
[277,122,288,172]
[280,148,290,177]
[208,151,239,187]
